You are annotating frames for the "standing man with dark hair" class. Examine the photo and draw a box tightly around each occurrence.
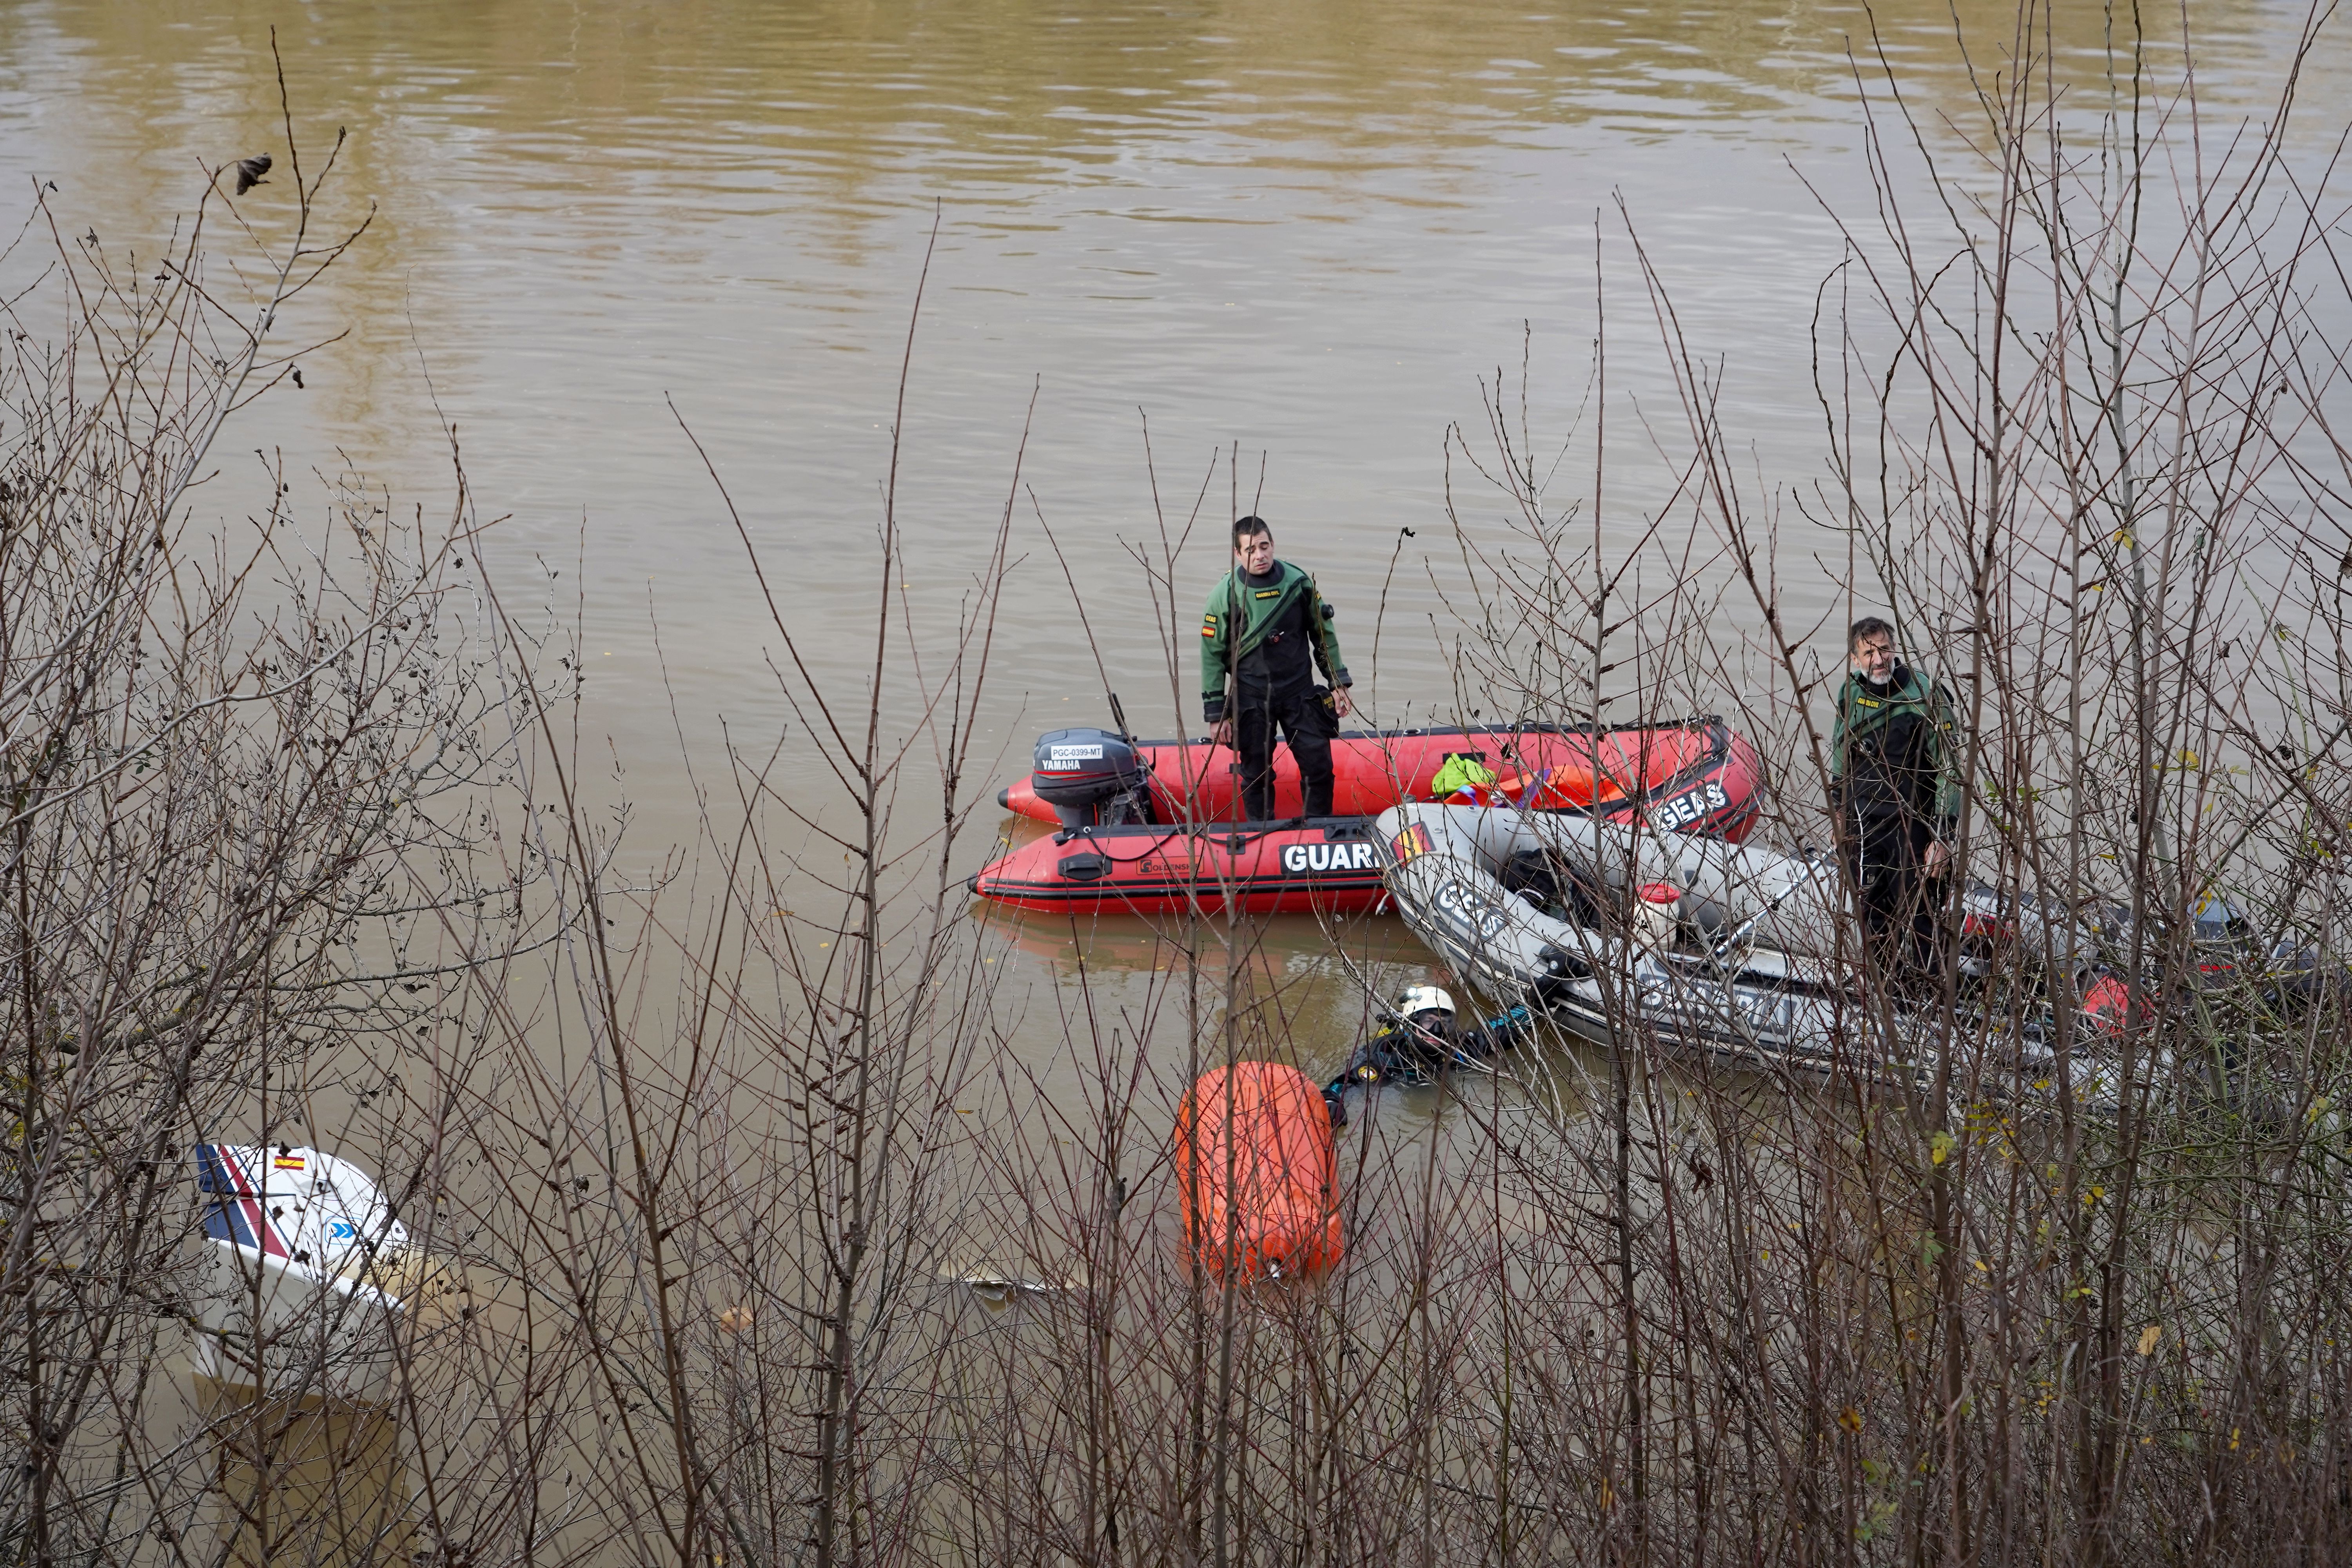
[1201,516,1352,820]
[1832,615,1962,975]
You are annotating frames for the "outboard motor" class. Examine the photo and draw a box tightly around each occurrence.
[1031,728,1156,833]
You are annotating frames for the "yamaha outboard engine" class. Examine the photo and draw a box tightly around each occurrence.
[1031,728,1156,832]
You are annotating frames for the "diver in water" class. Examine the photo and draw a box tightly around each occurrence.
[1323,985,1533,1127]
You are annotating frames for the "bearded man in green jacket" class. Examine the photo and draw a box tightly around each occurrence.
[1831,616,1963,974]
[1201,516,1352,820]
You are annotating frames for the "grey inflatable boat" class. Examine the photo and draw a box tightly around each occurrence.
[1371,802,2107,1098]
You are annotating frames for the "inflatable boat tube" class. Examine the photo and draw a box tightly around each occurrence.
[1000,720,1763,832]
[973,817,1387,916]
[1372,803,2099,1093]
[971,720,1760,916]
[1176,1062,1342,1279]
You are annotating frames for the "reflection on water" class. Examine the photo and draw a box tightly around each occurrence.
[200,1382,414,1568]
[978,893,1439,1084]
[974,888,1615,1139]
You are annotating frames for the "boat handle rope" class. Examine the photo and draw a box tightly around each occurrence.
[1056,831,1188,866]
[1055,824,1298,866]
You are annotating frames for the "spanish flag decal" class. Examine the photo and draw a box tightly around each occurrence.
[273,1152,306,1171]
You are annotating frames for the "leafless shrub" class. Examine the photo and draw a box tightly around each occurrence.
[17,8,2352,1568]
[0,53,539,1567]
[1377,3,2352,1561]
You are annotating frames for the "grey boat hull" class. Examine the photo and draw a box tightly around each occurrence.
[1372,803,2115,1100]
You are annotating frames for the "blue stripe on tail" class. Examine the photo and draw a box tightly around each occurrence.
[194,1143,254,1246]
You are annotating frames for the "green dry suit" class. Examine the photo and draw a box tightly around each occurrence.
[1831,659,1964,971]
[1829,661,1964,831]
[1198,561,1350,724]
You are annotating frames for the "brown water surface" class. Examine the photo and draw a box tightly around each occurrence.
[0,0,2336,1091]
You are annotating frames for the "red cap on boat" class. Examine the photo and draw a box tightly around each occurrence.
[1637,882,1680,906]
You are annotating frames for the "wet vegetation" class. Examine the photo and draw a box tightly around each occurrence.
[6,9,2352,1566]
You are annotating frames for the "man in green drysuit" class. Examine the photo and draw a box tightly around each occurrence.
[1201,515,1351,819]
[1830,615,1964,973]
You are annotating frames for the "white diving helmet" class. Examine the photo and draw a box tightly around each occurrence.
[1396,984,1455,1023]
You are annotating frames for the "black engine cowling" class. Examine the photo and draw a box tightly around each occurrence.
[1031,728,1156,832]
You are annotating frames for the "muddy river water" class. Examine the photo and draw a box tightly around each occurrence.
[2,0,2340,1088]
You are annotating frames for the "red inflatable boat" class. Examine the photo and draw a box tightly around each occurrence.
[997,720,1755,826]
[1176,1062,1342,1279]
[970,719,1761,916]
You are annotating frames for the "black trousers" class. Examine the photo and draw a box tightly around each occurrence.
[1842,810,1943,976]
[1232,684,1336,820]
